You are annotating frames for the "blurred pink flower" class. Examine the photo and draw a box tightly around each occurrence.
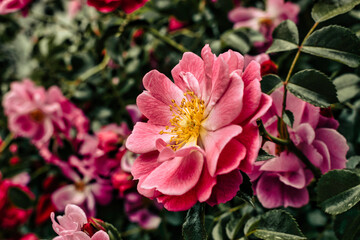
[0,0,32,15]
[2,79,88,147]
[126,44,272,211]
[20,233,39,240]
[51,204,109,240]
[168,16,187,32]
[228,0,300,48]
[87,0,148,13]
[250,87,348,208]
[51,162,112,217]
[125,192,161,230]
[68,0,83,18]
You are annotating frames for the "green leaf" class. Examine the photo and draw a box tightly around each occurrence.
[221,29,250,54]
[267,20,299,54]
[347,156,360,169]
[333,74,360,102]
[334,208,360,240]
[254,210,306,240]
[317,169,360,215]
[8,187,33,209]
[283,110,294,128]
[302,26,360,67]
[256,149,276,162]
[183,203,207,240]
[311,0,360,23]
[261,74,283,95]
[212,220,224,240]
[287,69,338,107]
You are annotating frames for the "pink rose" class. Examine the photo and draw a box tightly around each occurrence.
[87,0,149,13]
[250,87,348,208]
[0,0,32,15]
[126,44,272,211]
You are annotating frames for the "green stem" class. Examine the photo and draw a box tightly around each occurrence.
[145,27,189,53]
[257,119,290,145]
[281,22,319,126]
[106,223,123,240]
[213,204,245,222]
[288,142,322,180]
[121,227,141,237]
[257,120,322,180]
[0,133,14,154]
[77,54,111,84]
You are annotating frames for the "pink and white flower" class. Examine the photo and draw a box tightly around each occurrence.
[250,87,348,208]
[51,204,109,240]
[126,44,272,211]
[228,0,300,48]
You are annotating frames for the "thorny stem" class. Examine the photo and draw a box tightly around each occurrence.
[257,119,322,180]
[280,22,319,136]
[145,27,189,53]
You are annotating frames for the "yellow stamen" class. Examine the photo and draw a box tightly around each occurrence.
[160,91,205,151]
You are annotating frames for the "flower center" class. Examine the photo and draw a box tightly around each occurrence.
[160,91,205,151]
[75,181,86,192]
[29,109,45,123]
[259,17,273,26]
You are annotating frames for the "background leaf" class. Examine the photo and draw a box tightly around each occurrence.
[316,169,360,215]
[311,0,360,23]
[254,210,306,240]
[334,74,360,102]
[267,20,299,54]
[302,25,360,67]
[8,187,33,210]
[287,69,338,107]
[261,74,283,95]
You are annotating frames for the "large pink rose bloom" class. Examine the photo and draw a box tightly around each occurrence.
[0,0,31,15]
[250,87,348,208]
[126,44,272,211]
[87,0,148,13]
[228,0,300,47]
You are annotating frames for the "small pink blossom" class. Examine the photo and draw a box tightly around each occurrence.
[126,44,272,211]
[51,204,109,240]
[250,87,348,208]
[68,0,83,18]
[228,0,300,48]
[168,16,187,32]
[0,0,32,15]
